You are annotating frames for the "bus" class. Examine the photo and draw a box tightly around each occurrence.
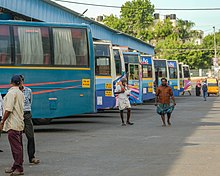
[178,62,184,93]
[123,52,143,104]
[94,41,116,109]
[0,21,95,124]
[167,60,180,96]
[153,59,168,88]
[141,55,155,101]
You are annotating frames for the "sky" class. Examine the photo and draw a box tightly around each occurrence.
[52,0,220,35]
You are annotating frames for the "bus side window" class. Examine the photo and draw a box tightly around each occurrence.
[0,25,11,64]
[14,26,51,65]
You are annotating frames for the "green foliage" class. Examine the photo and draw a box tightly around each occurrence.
[102,14,124,31]
[102,0,215,69]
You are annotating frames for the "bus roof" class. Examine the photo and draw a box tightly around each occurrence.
[0,20,90,29]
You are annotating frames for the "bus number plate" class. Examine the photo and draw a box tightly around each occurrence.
[105,83,112,89]
[148,88,153,93]
[105,91,112,96]
[82,79,90,88]
[148,82,153,87]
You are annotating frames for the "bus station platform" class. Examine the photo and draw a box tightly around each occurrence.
[1,94,220,176]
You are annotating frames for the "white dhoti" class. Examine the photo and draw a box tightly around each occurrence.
[118,98,131,110]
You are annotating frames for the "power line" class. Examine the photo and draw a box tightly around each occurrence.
[53,0,220,11]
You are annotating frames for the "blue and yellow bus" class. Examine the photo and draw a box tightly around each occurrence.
[123,52,143,104]
[167,60,180,96]
[0,21,95,124]
[94,41,116,109]
[153,59,168,88]
[141,55,155,101]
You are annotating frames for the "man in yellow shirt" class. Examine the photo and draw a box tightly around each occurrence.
[0,75,24,176]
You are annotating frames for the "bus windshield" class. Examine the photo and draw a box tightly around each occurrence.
[142,64,152,78]
[154,60,167,77]
[169,67,177,79]
[113,49,121,75]
[129,64,139,80]
[123,54,139,63]
[179,64,183,78]
[94,44,111,76]
[183,66,190,78]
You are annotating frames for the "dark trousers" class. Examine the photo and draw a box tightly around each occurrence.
[8,130,23,172]
[24,111,35,163]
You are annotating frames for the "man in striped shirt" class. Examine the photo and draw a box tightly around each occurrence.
[20,75,40,165]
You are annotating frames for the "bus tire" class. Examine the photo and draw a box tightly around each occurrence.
[32,118,52,125]
[208,94,210,97]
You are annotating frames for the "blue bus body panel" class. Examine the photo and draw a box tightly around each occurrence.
[0,21,96,119]
[0,68,96,118]
[96,78,115,109]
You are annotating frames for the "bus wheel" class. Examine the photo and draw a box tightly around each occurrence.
[32,119,52,125]
[208,94,210,97]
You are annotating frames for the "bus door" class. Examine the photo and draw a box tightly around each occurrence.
[167,60,179,96]
[183,65,191,92]
[178,63,184,93]
[141,56,155,101]
[128,63,142,104]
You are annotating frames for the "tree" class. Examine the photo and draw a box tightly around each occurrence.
[103,0,154,41]
[102,14,124,31]
[102,0,214,69]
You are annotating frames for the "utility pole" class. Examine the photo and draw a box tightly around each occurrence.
[213,26,217,58]
[213,26,218,78]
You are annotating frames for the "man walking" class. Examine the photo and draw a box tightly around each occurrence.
[155,78,176,126]
[115,78,133,126]
[202,80,208,101]
[20,75,40,164]
[0,75,24,175]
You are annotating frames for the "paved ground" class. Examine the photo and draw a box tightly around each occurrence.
[1,94,220,176]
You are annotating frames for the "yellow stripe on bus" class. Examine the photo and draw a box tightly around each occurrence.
[0,66,90,70]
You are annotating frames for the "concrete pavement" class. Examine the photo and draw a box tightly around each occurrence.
[0,95,220,176]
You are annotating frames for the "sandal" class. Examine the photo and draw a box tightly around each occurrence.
[30,158,40,164]
[10,170,24,176]
[127,122,134,125]
[5,168,14,173]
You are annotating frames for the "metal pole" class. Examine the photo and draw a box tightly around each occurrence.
[213,26,217,58]
[213,26,218,78]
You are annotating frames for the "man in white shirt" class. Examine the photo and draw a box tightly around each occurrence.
[0,75,24,175]
[115,78,133,126]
